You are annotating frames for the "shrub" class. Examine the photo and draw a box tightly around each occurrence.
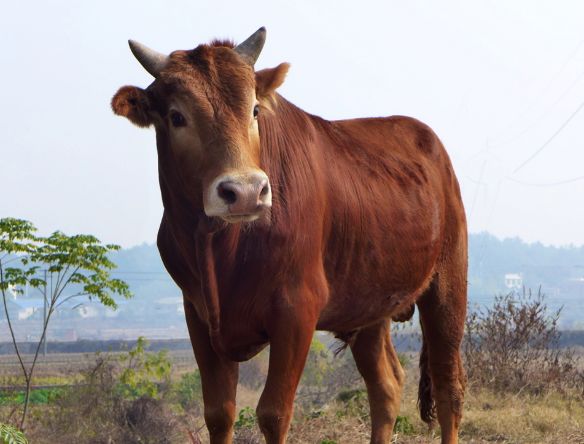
[335,389,369,420]
[174,370,202,412]
[297,338,363,409]
[463,288,584,396]
[233,407,261,443]
[393,415,414,435]
[0,388,64,406]
[120,396,182,444]
[238,354,268,390]
[38,356,124,442]
[32,346,183,443]
[234,406,257,430]
[117,337,172,400]
[0,424,28,444]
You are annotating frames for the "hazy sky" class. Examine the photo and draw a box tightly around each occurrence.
[2,1,584,248]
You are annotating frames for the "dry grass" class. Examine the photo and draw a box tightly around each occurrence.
[284,388,584,443]
[3,346,583,443]
[459,387,584,444]
[230,354,584,444]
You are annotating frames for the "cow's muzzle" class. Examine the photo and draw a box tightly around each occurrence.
[205,171,272,223]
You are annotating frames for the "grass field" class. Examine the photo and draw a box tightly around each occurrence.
[1,346,583,443]
[0,349,197,383]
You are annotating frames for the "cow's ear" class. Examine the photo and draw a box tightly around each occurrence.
[255,63,290,100]
[111,85,152,128]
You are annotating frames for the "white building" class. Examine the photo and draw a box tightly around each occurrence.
[156,297,184,313]
[504,273,523,289]
[6,285,44,320]
[9,299,45,320]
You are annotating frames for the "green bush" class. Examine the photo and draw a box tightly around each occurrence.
[397,352,410,367]
[0,424,28,444]
[335,389,369,420]
[301,338,332,388]
[234,406,257,430]
[394,415,415,434]
[0,388,63,406]
[117,337,171,399]
[298,337,363,408]
[174,370,202,410]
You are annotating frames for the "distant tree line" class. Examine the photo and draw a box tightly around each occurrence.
[469,232,584,296]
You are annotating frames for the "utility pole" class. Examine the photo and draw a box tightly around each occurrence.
[43,269,47,357]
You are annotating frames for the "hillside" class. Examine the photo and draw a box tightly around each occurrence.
[468,232,584,327]
[2,232,583,344]
[110,232,584,327]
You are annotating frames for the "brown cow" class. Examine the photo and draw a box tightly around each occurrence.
[111,27,467,444]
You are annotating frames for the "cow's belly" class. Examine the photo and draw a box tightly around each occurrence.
[316,276,432,332]
[222,340,269,362]
[317,215,441,331]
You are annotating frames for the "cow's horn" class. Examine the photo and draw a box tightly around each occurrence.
[234,27,266,66]
[128,40,169,78]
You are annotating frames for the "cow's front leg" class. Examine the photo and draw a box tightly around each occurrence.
[184,299,238,444]
[256,303,317,444]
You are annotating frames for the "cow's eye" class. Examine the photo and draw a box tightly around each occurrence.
[170,110,186,127]
[253,104,260,119]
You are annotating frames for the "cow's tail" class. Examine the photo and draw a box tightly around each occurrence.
[418,333,436,425]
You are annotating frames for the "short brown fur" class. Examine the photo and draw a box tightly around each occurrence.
[112,34,467,444]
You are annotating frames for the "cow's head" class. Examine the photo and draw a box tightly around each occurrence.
[112,28,289,224]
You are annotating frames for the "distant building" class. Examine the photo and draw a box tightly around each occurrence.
[155,297,184,313]
[504,273,523,289]
[13,299,45,320]
[5,285,44,320]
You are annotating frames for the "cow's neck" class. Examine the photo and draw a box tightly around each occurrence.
[156,94,326,355]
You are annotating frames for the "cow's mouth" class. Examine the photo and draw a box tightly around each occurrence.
[220,213,261,224]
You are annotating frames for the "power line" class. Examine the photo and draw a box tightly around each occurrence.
[469,158,488,220]
[110,271,169,275]
[506,174,584,187]
[513,99,584,174]
[492,67,584,148]
[490,37,584,144]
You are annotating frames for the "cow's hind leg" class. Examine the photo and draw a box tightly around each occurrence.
[350,319,405,444]
[417,268,467,444]
[184,300,238,444]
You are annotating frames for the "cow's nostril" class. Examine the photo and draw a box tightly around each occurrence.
[260,182,270,196]
[217,182,238,205]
